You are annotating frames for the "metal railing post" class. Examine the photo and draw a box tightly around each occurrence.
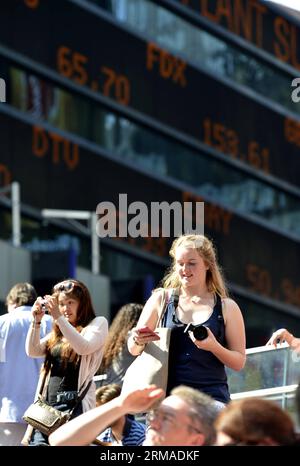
[91,212,100,275]
[42,209,100,275]
[11,181,21,247]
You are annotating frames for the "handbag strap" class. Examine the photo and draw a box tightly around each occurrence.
[173,287,180,312]
[77,379,93,401]
[157,288,171,327]
[68,379,93,416]
[156,287,180,327]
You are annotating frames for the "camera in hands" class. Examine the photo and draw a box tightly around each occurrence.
[185,323,208,341]
[41,299,49,313]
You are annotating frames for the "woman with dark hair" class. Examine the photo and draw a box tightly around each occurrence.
[22,279,108,446]
[97,303,143,387]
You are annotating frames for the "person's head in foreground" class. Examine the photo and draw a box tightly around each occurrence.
[145,385,218,446]
[95,384,121,407]
[214,397,296,446]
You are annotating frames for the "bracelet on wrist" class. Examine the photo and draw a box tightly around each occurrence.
[32,320,41,326]
[133,336,145,347]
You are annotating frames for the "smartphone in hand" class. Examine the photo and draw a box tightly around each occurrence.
[138,326,160,340]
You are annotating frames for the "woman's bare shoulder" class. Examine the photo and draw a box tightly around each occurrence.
[221,297,242,318]
[221,297,239,308]
[151,287,173,302]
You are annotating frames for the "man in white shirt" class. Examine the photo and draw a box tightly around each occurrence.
[0,283,52,444]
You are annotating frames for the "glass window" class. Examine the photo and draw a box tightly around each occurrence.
[236,294,300,349]
[88,0,298,115]
[7,64,300,239]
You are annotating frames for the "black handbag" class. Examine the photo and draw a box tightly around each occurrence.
[23,380,92,436]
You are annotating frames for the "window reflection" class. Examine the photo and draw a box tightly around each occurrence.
[9,66,300,237]
[90,0,297,114]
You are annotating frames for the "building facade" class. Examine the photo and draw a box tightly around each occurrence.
[0,0,300,346]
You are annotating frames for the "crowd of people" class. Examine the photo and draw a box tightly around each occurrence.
[1,234,300,446]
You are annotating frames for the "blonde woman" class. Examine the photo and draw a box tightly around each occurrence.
[128,234,246,406]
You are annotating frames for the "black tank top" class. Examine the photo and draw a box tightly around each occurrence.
[47,343,80,406]
[162,290,230,403]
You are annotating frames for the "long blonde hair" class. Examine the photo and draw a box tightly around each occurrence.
[161,234,228,298]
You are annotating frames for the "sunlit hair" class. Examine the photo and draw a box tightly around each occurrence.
[95,384,121,406]
[97,303,143,373]
[6,282,37,307]
[44,279,96,371]
[215,398,296,446]
[161,234,228,297]
[171,385,218,446]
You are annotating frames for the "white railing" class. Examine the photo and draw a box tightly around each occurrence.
[227,343,300,426]
[0,181,21,247]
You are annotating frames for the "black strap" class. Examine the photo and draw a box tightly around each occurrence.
[171,288,184,327]
[69,379,93,416]
[173,288,180,311]
[78,379,93,401]
[215,294,224,320]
